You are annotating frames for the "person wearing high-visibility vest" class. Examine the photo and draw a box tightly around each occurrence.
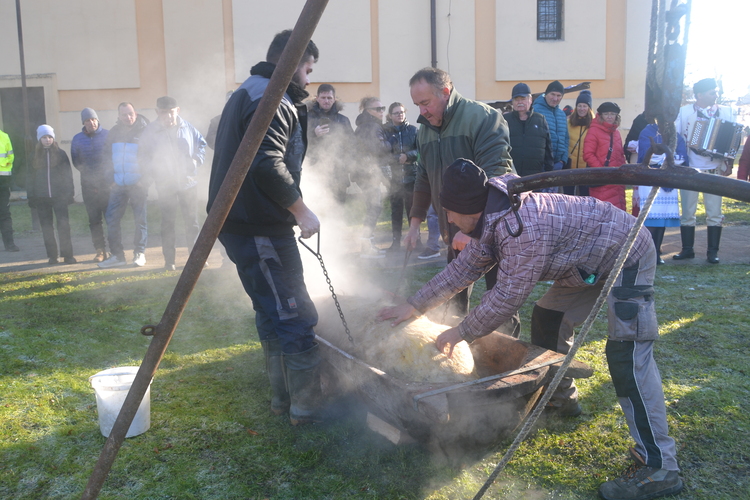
[0,128,19,252]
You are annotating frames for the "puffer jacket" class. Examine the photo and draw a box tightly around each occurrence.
[412,89,514,235]
[408,174,652,341]
[383,120,418,183]
[207,61,309,237]
[103,115,150,187]
[584,117,627,210]
[71,125,110,192]
[503,110,554,176]
[533,94,569,163]
[27,143,75,205]
[139,117,206,192]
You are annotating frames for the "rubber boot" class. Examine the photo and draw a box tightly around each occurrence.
[672,226,695,260]
[260,339,290,415]
[647,226,666,265]
[283,343,323,426]
[706,226,722,264]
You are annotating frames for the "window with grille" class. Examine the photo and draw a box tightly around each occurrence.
[537,0,563,40]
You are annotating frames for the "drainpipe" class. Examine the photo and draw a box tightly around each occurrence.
[431,0,437,67]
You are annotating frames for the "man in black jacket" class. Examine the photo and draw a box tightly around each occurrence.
[207,30,322,426]
[503,83,554,178]
[306,84,353,203]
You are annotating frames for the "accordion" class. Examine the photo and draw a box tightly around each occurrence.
[688,117,744,160]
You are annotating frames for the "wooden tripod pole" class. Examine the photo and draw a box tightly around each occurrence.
[80,1,329,497]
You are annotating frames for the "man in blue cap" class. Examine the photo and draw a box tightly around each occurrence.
[503,83,554,178]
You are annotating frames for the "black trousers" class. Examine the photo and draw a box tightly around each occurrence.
[36,197,73,259]
[0,176,14,248]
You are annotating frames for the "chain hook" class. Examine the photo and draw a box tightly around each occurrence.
[297,231,354,344]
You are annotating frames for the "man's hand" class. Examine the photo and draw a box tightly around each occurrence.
[403,218,422,251]
[314,124,330,137]
[287,198,320,239]
[451,231,471,252]
[376,303,417,326]
[435,327,463,359]
[399,153,408,164]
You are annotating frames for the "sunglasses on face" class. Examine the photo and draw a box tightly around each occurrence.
[368,106,386,112]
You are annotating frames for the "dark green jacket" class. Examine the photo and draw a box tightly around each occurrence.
[412,90,514,233]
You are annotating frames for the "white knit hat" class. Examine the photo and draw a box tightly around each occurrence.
[37,124,55,141]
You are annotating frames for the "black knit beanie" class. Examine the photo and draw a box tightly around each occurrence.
[545,80,564,94]
[576,90,592,108]
[440,159,489,215]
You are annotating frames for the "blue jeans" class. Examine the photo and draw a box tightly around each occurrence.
[426,204,440,252]
[106,184,148,259]
[220,233,318,354]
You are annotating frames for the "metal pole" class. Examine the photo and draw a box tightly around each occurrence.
[14,0,31,160]
[80,1,330,497]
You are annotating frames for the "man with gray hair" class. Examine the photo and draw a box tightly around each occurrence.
[71,107,110,262]
[405,66,516,319]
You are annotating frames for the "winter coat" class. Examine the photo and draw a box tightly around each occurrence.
[27,143,75,206]
[532,94,569,163]
[305,100,354,178]
[567,120,591,170]
[408,174,652,341]
[383,120,419,184]
[583,117,627,210]
[102,115,150,187]
[503,110,554,177]
[738,141,750,182]
[70,125,110,192]
[207,61,309,237]
[307,100,354,142]
[412,89,513,235]
[139,117,206,193]
[353,111,391,184]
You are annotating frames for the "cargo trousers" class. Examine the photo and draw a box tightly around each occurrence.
[220,232,318,355]
[532,244,678,470]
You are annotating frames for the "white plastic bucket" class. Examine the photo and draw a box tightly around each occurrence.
[89,366,152,438]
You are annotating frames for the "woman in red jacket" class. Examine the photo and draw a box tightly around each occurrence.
[583,102,627,210]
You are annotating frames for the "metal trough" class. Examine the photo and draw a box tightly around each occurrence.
[317,330,592,458]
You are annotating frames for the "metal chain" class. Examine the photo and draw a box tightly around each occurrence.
[298,234,354,343]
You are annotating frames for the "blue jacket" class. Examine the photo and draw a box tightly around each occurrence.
[533,94,569,162]
[139,117,206,192]
[71,125,109,191]
[103,115,150,187]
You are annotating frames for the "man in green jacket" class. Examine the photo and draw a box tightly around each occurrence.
[404,67,516,319]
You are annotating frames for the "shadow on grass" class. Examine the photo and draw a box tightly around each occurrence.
[2,348,470,499]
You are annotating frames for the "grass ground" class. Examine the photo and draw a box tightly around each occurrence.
[1,195,749,499]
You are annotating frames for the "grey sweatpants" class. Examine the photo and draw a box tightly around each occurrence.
[532,245,678,470]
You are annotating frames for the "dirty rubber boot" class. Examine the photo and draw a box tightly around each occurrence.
[706,226,722,264]
[599,448,683,500]
[260,339,290,416]
[672,226,695,260]
[647,226,666,265]
[283,343,323,426]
